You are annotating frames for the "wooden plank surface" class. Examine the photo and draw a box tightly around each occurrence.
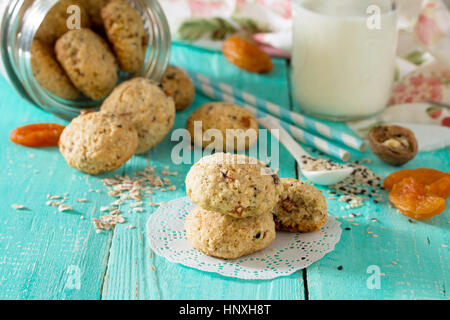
[0,85,114,299]
[289,79,450,300]
[0,43,448,300]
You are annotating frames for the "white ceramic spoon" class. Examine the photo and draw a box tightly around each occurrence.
[258,117,354,186]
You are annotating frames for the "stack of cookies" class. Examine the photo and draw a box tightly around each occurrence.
[185,153,329,260]
[184,153,280,259]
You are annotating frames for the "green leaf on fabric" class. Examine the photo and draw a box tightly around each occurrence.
[405,50,427,66]
[176,16,270,42]
[177,17,237,41]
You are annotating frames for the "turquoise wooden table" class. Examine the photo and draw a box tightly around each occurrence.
[0,43,449,300]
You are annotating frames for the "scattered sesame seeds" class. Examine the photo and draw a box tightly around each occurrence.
[76,198,87,203]
[328,162,384,210]
[300,155,349,172]
[47,194,61,200]
[11,204,25,210]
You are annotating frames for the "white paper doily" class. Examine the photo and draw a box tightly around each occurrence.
[147,197,342,280]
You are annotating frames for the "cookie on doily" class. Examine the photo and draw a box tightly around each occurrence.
[273,178,328,233]
[185,206,275,259]
[185,152,281,219]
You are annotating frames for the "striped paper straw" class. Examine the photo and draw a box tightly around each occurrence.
[185,70,366,152]
[194,78,350,162]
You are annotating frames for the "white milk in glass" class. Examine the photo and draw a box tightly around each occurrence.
[291,0,398,120]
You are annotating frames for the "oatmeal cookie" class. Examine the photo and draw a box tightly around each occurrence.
[185,206,276,259]
[35,0,91,45]
[161,66,195,111]
[101,0,147,73]
[55,28,118,100]
[273,178,328,233]
[31,39,79,100]
[59,112,137,175]
[186,102,258,151]
[100,77,175,154]
[185,153,281,218]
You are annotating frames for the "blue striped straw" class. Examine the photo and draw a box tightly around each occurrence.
[193,78,350,162]
[185,70,366,152]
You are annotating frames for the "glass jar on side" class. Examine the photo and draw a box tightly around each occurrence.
[0,0,171,120]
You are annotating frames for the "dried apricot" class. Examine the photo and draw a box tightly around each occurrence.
[10,123,65,147]
[383,168,450,190]
[428,176,450,198]
[222,36,273,73]
[389,177,446,220]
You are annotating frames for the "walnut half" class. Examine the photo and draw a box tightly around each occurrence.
[369,125,418,166]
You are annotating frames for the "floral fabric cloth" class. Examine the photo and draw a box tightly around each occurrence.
[159,0,450,150]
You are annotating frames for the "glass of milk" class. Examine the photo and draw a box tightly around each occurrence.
[291,0,398,121]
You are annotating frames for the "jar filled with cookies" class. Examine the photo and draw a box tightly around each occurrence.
[0,0,171,120]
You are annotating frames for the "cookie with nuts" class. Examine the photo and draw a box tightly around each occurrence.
[35,0,91,46]
[100,77,175,154]
[55,28,118,100]
[161,66,195,111]
[101,0,147,73]
[273,178,328,233]
[31,39,79,100]
[186,102,258,151]
[59,112,138,175]
[185,206,276,259]
[185,153,281,218]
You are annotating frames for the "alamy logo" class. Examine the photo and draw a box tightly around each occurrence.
[366,265,381,289]
[170,125,280,172]
[66,5,81,30]
[65,265,81,290]
[367,5,382,30]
